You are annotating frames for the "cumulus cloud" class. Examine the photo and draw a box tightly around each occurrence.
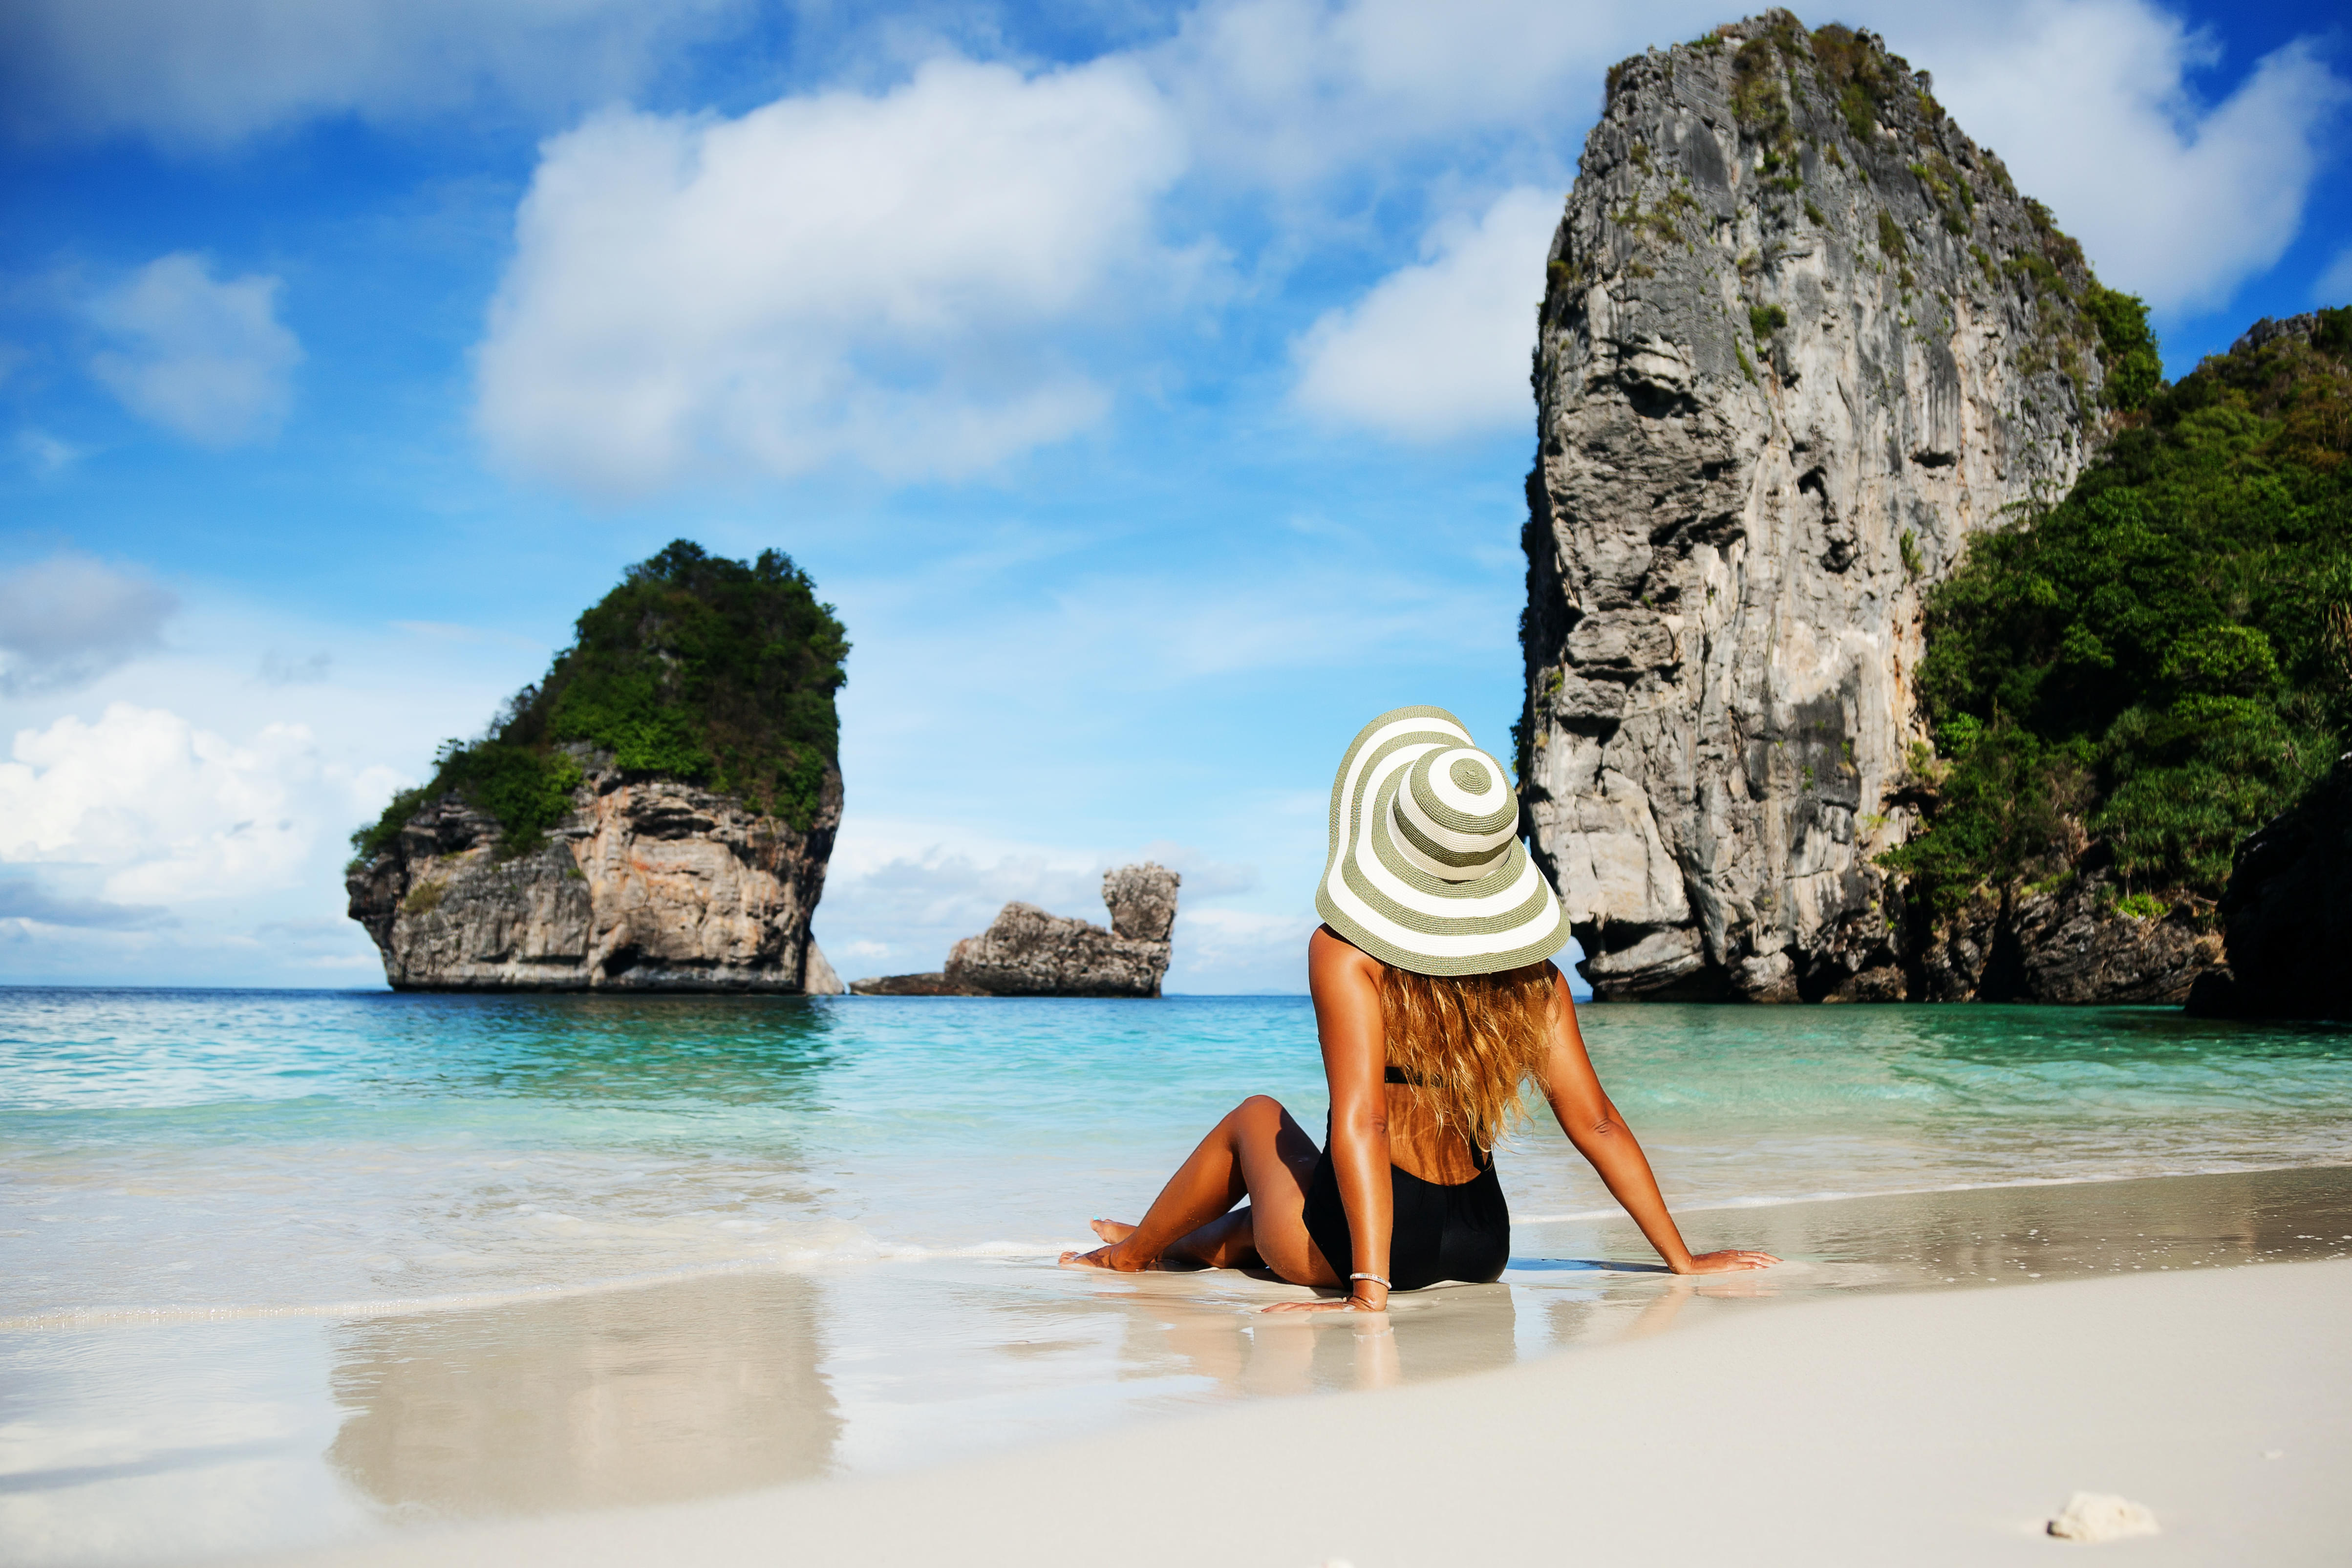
[1291,186,1557,439]
[0,703,399,904]
[475,55,1189,494]
[89,254,302,446]
[1892,2,2351,315]
[0,0,743,148]
[0,554,178,696]
[1155,0,1680,186]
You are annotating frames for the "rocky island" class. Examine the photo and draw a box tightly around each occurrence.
[346,541,848,993]
[1522,13,2350,1004]
[851,863,1179,997]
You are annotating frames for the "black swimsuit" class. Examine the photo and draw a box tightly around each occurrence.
[1300,1067,1511,1291]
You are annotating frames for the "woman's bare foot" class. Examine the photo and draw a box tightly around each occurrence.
[1090,1218,1137,1244]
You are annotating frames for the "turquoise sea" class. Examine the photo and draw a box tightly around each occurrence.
[8,990,2352,1321]
[4,989,2351,1562]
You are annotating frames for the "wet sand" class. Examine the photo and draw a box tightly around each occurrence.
[268,1254,2352,1568]
[5,1167,2348,1564]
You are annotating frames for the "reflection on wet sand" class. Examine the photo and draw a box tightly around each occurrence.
[1160,1281,1519,1397]
[17,1167,2346,1565]
[314,1166,2352,1532]
[327,1270,836,1520]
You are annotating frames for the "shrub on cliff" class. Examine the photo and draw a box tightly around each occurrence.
[1888,309,2352,914]
[351,541,849,862]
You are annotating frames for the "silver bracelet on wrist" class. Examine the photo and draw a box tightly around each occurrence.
[1348,1272,1390,1289]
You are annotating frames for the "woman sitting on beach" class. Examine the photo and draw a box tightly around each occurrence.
[1063,706,1777,1311]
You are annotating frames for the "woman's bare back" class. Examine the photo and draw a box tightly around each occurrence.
[1381,1081,1484,1185]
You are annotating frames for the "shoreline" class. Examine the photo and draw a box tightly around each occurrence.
[12,1159,2347,1331]
[265,1256,2352,1567]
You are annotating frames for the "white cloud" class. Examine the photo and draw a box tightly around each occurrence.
[1903,2,2351,315]
[0,554,178,696]
[0,703,400,904]
[88,254,302,446]
[1155,0,1684,187]
[1291,186,1557,439]
[475,55,1190,494]
[0,0,743,148]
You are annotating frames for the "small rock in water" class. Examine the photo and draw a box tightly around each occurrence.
[2048,1493,2160,1542]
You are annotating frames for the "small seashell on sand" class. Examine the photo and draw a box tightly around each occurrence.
[2047,1492,2160,1542]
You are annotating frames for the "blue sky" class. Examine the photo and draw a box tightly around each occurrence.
[2,0,2347,993]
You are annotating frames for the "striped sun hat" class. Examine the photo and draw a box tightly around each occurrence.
[1314,705,1569,976]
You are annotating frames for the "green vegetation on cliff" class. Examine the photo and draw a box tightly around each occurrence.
[1885,309,2352,914]
[351,541,849,863]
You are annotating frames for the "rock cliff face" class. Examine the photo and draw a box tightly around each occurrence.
[347,750,843,992]
[850,863,1179,998]
[1914,877,2220,1005]
[1520,13,2118,1000]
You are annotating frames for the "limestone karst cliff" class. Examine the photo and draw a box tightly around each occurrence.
[347,541,847,993]
[1520,13,2137,1000]
[850,863,1179,997]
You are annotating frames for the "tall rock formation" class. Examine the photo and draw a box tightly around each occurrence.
[347,541,848,993]
[346,750,843,992]
[1520,13,2117,1000]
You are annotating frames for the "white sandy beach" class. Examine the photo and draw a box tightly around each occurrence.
[262,1255,2351,1568]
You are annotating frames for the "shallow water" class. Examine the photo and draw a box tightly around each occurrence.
[2,990,2350,1564]
[7,990,2350,1320]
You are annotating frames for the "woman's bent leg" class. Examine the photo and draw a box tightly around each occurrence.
[1063,1096,1336,1286]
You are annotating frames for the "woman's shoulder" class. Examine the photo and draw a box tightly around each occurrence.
[1308,924,1385,977]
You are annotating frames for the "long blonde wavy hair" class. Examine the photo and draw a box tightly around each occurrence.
[1378,959,1559,1153]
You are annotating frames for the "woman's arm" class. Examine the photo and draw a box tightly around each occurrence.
[1537,969,1777,1275]
[1292,926,1392,1310]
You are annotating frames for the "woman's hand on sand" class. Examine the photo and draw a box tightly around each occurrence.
[1261,1292,1387,1314]
[1671,1248,1780,1274]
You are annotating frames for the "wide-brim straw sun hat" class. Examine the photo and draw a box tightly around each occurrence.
[1314,705,1570,976]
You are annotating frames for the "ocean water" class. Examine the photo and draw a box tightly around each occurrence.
[6,988,2351,1321]
[4,989,2351,1564]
